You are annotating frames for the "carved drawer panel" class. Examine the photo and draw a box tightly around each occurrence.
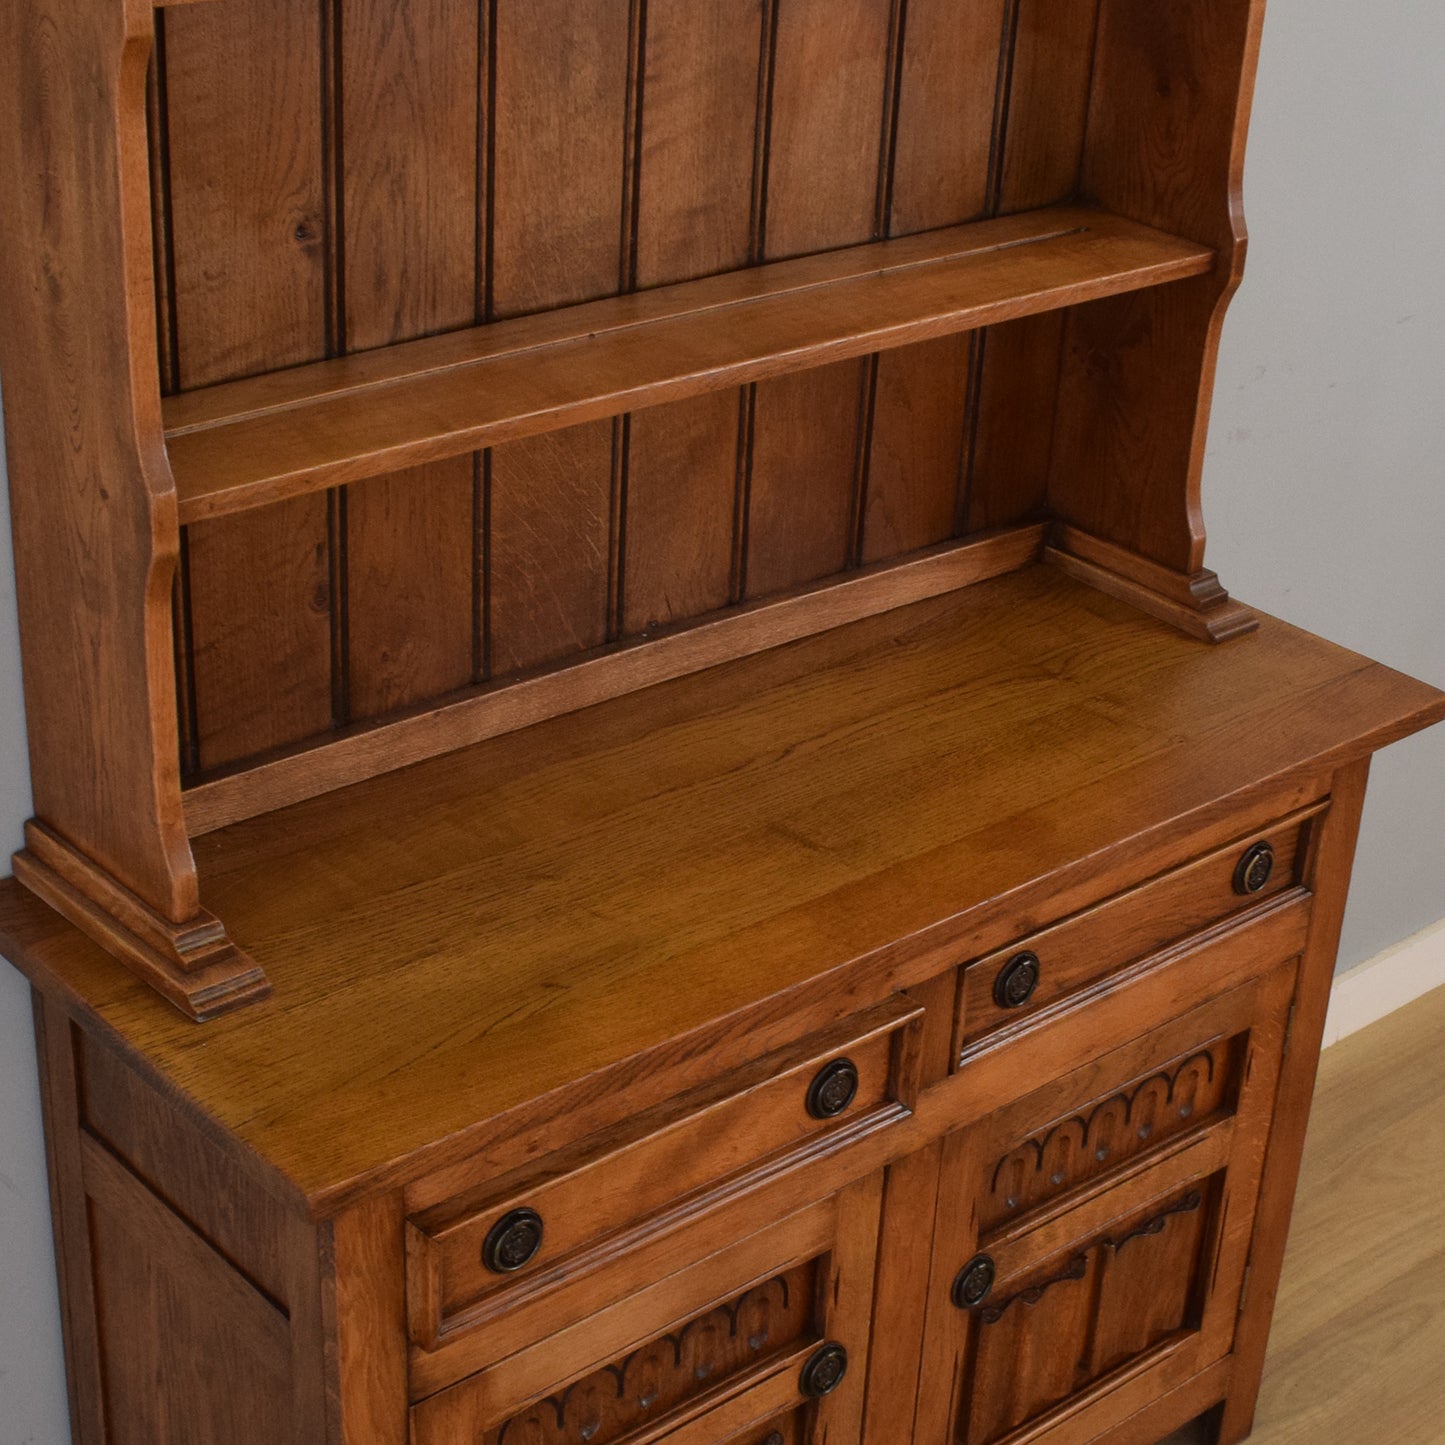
[411,1174,883,1445]
[955,803,1322,1055]
[406,999,920,1358]
[915,959,1298,1445]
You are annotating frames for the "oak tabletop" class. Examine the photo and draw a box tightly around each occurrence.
[3,566,1440,1214]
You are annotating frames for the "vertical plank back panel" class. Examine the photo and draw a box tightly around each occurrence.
[623,0,762,635]
[748,0,892,598]
[486,2,633,678]
[968,0,1103,535]
[489,423,615,676]
[865,0,1008,564]
[164,0,334,770]
[340,0,480,719]
[1048,0,1262,574]
[488,0,631,320]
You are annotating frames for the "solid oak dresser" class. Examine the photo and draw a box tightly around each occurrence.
[1,2,1441,1444]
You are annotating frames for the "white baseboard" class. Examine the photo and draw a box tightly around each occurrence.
[1323,916,1445,1048]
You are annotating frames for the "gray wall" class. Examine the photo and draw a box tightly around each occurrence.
[1,1,1442,1439]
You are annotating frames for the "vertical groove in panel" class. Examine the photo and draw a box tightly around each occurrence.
[478,450,493,682]
[477,0,496,678]
[623,0,762,637]
[329,488,349,727]
[339,0,479,720]
[322,0,348,728]
[609,418,630,642]
[166,0,334,771]
[150,14,196,773]
[147,17,180,398]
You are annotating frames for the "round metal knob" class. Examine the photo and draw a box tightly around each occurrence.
[482,1208,544,1274]
[993,951,1041,1009]
[799,1341,849,1398]
[1234,841,1275,896]
[952,1253,997,1309]
[806,1058,859,1120]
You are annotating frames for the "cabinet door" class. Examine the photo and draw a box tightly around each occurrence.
[914,961,1296,1445]
[411,1172,884,1445]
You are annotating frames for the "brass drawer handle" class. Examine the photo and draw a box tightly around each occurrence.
[952,1253,997,1309]
[799,1341,849,1398]
[482,1208,544,1274]
[993,951,1041,1009]
[806,1058,859,1119]
[1234,841,1275,895]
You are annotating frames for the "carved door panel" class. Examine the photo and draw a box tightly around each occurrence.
[913,960,1297,1445]
[411,1171,884,1445]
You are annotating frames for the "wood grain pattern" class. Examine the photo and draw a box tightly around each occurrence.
[83,1136,294,1445]
[1048,0,1267,578]
[863,336,971,563]
[489,0,631,319]
[489,423,614,677]
[185,499,335,767]
[186,527,1044,826]
[3,569,1440,1213]
[340,0,480,719]
[164,0,335,768]
[623,395,742,634]
[888,0,1007,237]
[633,0,763,291]
[0,0,198,923]
[746,360,865,597]
[965,0,1102,541]
[622,0,761,634]
[161,207,1213,524]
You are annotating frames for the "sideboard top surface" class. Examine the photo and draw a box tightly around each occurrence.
[3,566,1441,1214]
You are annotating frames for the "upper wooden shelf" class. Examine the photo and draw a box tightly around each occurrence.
[161,206,1214,523]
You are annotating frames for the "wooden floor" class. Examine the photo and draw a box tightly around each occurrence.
[1162,982,1445,1445]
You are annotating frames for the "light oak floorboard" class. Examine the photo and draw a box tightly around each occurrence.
[1161,981,1445,1444]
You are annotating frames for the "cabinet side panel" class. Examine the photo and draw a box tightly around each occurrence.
[85,1140,295,1445]
[163,0,336,768]
[341,0,481,719]
[1218,760,1371,1442]
[0,0,197,916]
[1048,0,1265,575]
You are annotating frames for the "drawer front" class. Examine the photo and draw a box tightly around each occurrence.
[408,999,921,1351]
[955,804,1321,1055]
[411,1173,883,1445]
[916,956,1297,1445]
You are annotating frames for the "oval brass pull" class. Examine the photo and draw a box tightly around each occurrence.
[993,951,1041,1009]
[482,1208,544,1274]
[799,1341,849,1398]
[1234,841,1275,896]
[952,1253,997,1309]
[806,1058,859,1119]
